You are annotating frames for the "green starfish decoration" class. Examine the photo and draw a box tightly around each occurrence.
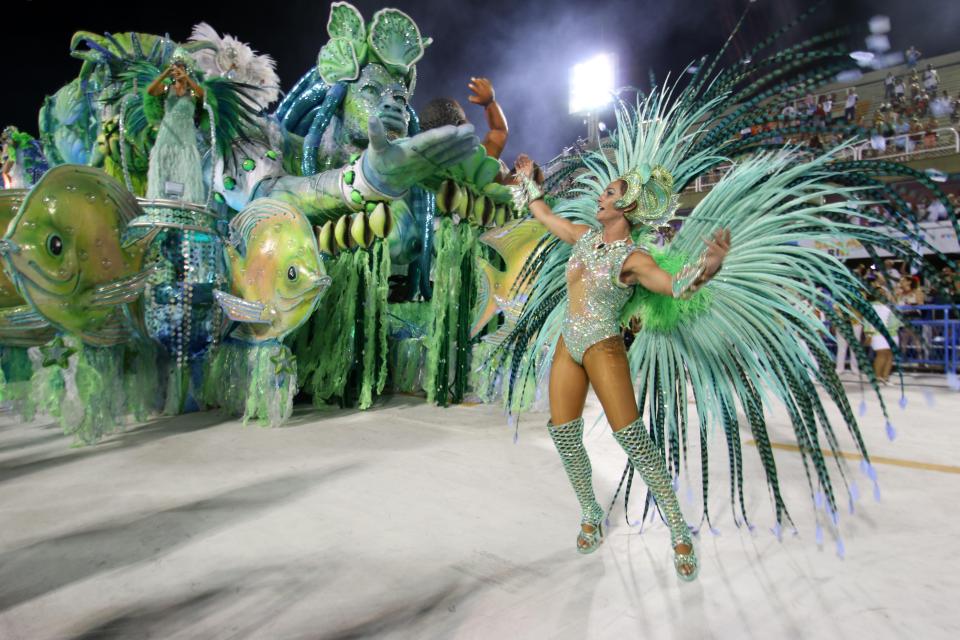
[270,350,297,377]
[40,336,76,369]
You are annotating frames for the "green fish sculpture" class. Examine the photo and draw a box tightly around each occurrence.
[0,190,56,346]
[215,198,330,342]
[0,165,155,346]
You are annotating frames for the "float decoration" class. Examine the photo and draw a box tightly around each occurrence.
[203,199,331,426]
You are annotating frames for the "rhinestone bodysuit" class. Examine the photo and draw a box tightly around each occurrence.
[562,228,641,363]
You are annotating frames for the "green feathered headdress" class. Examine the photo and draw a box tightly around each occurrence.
[576,85,729,230]
[169,47,198,74]
[316,2,431,90]
[616,164,681,226]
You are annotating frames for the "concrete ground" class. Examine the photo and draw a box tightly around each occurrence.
[0,375,958,639]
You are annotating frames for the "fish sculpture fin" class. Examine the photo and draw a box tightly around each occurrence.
[122,226,162,251]
[478,218,548,264]
[0,305,51,331]
[470,257,502,338]
[479,317,518,348]
[80,314,134,345]
[316,275,333,296]
[89,265,157,308]
[0,305,57,346]
[213,290,270,324]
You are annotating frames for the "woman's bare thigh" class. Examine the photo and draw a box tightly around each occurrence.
[549,336,589,424]
[581,336,639,430]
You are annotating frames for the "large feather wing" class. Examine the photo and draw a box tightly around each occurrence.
[630,149,906,530]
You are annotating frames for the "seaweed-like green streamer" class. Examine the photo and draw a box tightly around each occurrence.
[202,341,296,426]
[424,221,480,405]
[291,241,390,409]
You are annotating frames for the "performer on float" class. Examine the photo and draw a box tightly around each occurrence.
[421,77,509,160]
[145,56,206,205]
[1,127,47,189]
[140,51,220,412]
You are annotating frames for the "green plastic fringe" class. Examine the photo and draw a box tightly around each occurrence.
[123,340,160,423]
[385,302,432,394]
[386,301,434,332]
[291,241,390,409]
[389,338,427,393]
[360,240,391,408]
[202,341,295,427]
[423,220,481,405]
[27,337,160,445]
[0,347,38,419]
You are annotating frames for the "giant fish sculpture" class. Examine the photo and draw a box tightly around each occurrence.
[0,165,155,346]
[214,198,330,342]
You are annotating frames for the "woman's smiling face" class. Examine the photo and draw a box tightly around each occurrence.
[596,180,630,224]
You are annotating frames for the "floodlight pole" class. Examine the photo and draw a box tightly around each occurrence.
[585,112,600,150]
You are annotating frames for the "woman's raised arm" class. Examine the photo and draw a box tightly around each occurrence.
[515,154,588,245]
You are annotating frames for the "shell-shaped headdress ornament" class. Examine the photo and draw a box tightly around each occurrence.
[615,163,681,226]
[317,2,431,89]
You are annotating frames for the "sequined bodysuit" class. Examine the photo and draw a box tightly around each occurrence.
[562,228,640,363]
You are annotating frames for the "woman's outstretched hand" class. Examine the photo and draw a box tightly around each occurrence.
[514,153,534,179]
[703,229,731,278]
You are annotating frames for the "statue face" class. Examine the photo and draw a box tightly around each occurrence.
[341,63,411,144]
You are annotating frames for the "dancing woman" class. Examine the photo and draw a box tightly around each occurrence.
[145,54,207,205]
[512,154,728,579]
[484,30,956,580]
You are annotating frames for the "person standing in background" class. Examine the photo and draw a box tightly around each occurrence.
[844,88,858,123]
[866,291,901,384]
[885,71,895,100]
[923,64,940,95]
[835,307,862,377]
[906,46,922,69]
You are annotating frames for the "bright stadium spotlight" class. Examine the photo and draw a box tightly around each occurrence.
[569,53,615,115]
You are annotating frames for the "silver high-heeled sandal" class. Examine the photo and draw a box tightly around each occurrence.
[577,509,605,554]
[672,533,699,581]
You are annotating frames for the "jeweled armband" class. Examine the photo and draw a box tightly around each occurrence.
[671,254,707,299]
[510,173,545,210]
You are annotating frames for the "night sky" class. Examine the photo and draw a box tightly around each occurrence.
[6,0,959,162]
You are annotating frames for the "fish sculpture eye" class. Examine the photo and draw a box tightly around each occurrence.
[46,234,64,257]
[287,266,298,282]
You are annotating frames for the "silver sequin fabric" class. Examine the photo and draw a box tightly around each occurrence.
[562,229,640,363]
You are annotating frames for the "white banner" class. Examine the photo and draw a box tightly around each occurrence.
[801,222,960,259]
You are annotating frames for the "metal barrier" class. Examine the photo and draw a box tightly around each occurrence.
[894,304,959,373]
[684,127,960,194]
[859,126,960,162]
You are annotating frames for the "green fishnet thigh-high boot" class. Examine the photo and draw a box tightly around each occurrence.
[547,418,605,554]
[612,417,699,581]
